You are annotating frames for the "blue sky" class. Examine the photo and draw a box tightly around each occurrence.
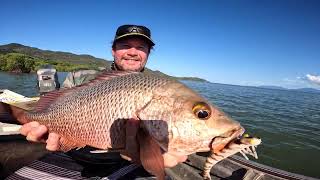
[1,0,320,89]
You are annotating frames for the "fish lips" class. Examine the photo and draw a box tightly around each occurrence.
[210,127,245,152]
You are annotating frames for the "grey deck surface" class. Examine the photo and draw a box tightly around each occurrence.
[1,133,318,180]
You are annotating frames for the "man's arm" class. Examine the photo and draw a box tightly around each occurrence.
[62,70,99,88]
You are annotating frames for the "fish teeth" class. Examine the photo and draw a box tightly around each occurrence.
[248,147,255,157]
[251,146,258,159]
[243,147,250,154]
[239,150,249,160]
[238,145,259,160]
[247,146,254,155]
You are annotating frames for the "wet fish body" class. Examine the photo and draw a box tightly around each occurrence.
[14,71,247,179]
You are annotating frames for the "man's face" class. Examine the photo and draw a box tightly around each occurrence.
[112,37,150,72]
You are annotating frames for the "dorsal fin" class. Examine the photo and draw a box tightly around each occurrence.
[94,70,138,80]
[83,70,138,85]
[35,90,73,112]
[35,70,138,112]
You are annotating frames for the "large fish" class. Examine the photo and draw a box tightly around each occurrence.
[11,71,247,179]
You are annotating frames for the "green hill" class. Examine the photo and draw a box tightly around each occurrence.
[0,43,109,67]
[0,43,111,72]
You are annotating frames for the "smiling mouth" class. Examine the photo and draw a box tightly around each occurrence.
[124,58,140,61]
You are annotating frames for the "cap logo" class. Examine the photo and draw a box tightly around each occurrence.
[130,27,139,33]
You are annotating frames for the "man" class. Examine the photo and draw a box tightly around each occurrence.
[18,24,186,179]
[62,24,154,88]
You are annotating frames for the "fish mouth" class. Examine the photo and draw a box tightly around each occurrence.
[210,126,245,151]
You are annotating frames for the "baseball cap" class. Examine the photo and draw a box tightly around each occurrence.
[114,25,155,46]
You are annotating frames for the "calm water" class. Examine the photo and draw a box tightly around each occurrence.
[0,71,319,178]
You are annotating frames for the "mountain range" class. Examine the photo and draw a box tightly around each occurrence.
[0,43,209,82]
[258,85,320,94]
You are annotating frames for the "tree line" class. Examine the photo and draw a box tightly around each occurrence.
[0,53,99,73]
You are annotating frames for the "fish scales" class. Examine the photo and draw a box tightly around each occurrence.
[26,73,172,149]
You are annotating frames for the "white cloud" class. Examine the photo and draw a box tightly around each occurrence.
[306,74,320,85]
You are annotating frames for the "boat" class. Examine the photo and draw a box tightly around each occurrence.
[0,129,318,179]
[167,153,318,180]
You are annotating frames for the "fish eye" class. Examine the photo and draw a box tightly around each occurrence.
[192,102,211,120]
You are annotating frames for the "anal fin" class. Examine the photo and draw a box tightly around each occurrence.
[90,148,123,153]
[138,129,165,180]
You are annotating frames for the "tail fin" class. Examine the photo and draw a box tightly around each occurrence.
[0,102,30,125]
[0,89,37,124]
[0,102,19,124]
[10,105,30,124]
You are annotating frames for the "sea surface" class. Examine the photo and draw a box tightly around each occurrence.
[0,71,319,178]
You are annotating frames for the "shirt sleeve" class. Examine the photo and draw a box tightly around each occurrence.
[62,70,100,88]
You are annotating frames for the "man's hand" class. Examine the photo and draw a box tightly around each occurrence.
[20,121,61,151]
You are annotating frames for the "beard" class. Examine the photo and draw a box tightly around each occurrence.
[114,57,146,72]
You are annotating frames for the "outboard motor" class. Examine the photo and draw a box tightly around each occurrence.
[37,64,60,95]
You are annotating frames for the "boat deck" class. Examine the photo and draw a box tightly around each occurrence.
[0,123,318,180]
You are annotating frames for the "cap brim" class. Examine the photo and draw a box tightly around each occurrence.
[115,33,155,46]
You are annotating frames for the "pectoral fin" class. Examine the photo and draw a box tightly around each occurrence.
[137,129,165,180]
[124,118,141,163]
